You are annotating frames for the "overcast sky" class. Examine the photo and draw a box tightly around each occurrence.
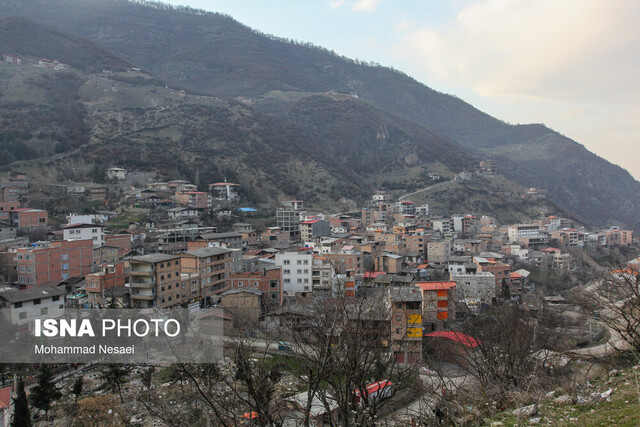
[163,0,640,180]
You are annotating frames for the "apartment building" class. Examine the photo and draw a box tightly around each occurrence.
[129,253,181,308]
[181,247,233,300]
[229,267,283,307]
[416,281,456,331]
[275,252,313,295]
[0,286,66,326]
[427,240,451,264]
[85,263,126,307]
[389,287,423,364]
[63,223,106,247]
[15,239,93,287]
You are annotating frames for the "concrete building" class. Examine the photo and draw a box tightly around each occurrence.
[276,201,304,240]
[275,252,313,296]
[85,263,126,307]
[416,281,456,331]
[300,220,331,241]
[106,167,127,180]
[229,267,283,307]
[63,223,106,247]
[389,287,423,364]
[0,286,66,326]
[427,240,451,264]
[450,272,496,309]
[508,224,546,243]
[129,253,181,308]
[181,247,233,300]
[432,218,452,234]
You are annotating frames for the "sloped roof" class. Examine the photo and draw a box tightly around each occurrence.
[424,331,479,348]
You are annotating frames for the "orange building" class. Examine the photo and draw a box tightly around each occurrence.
[10,208,48,231]
[85,263,126,306]
[229,267,283,307]
[175,191,213,209]
[15,239,93,287]
[416,281,456,331]
[104,233,132,254]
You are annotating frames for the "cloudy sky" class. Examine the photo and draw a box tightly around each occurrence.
[163,0,640,180]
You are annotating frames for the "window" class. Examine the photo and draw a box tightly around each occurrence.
[237,281,244,287]
[33,298,41,305]
[14,302,22,308]
[284,269,290,274]
[253,282,259,287]
[175,261,179,266]
[53,296,59,302]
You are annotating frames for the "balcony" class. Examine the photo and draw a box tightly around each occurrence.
[130,269,154,276]
[130,278,155,288]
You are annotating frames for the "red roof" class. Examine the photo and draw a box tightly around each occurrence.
[0,386,11,410]
[354,380,392,397]
[363,271,385,279]
[417,281,456,291]
[424,331,480,348]
[301,220,320,224]
[541,247,561,253]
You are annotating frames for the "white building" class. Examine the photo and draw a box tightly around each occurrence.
[106,167,127,180]
[63,223,106,247]
[432,218,452,234]
[508,224,545,243]
[415,204,429,217]
[275,252,313,295]
[0,286,66,326]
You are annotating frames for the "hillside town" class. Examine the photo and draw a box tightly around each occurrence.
[1,161,638,425]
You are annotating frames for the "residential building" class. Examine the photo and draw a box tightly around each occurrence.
[168,207,200,221]
[416,281,457,331]
[93,245,120,268]
[300,220,331,241]
[276,201,304,240]
[196,232,243,249]
[0,202,19,224]
[106,167,127,180]
[606,227,633,246]
[15,239,93,287]
[0,175,28,204]
[175,191,213,209]
[450,272,496,308]
[63,223,106,247]
[220,288,262,328]
[9,208,47,231]
[427,240,451,264]
[85,263,126,307]
[229,267,283,307]
[432,218,452,234]
[388,287,423,364]
[181,247,233,300]
[552,253,572,270]
[0,286,66,326]
[209,181,239,201]
[275,252,313,296]
[129,253,181,308]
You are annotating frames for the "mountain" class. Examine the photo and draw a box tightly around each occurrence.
[1,0,639,228]
[0,18,478,212]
